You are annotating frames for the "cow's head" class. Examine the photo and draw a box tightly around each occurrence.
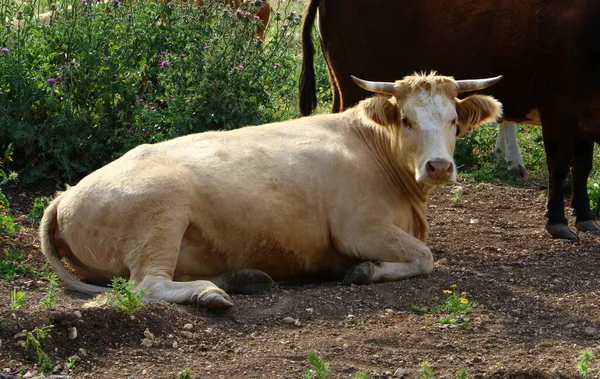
[353,72,502,185]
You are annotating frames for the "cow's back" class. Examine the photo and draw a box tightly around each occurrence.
[318,0,567,118]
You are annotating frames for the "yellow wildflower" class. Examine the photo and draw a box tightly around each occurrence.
[461,292,468,297]
[451,284,457,289]
[460,297,469,305]
[442,289,453,295]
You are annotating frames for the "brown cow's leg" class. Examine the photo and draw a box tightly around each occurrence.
[338,225,434,284]
[540,106,578,239]
[571,136,600,232]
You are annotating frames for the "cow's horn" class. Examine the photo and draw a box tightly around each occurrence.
[456,75,503,93]
[351,75,396,96]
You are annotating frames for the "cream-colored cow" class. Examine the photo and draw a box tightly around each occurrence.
[40,72,502,308]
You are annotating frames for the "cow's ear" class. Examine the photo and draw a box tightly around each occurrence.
[456,95,503,137]
[358,96,400,128]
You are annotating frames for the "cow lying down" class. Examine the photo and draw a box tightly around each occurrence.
[40,72,502,308]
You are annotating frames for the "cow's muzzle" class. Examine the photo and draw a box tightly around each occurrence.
[425,158,454,182]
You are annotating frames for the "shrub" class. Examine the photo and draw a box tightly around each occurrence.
[25,325,54,371]
[0,248,34,279]
[0,0,304,182]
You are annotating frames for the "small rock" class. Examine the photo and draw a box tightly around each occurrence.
[172,342,179,349]
[69,354,81,364]
[73,310,83,319]
[469,219,480,225]
[183,323,193,331]
[68,327,78,340]
[141,369,148,375]
[282,317,296,324]
[13,332,27,340]
[584,327,598,336]
[23,372,34,378]
[143,328,155,340]
[53,364,63,374]
[78,348,88,358]
[305,308,314,314]
[393,368,406,377]
[180,331,194,339]
[566,323,576,329]
[141,338,153,348]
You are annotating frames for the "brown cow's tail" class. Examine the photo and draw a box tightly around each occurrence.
[40,194,108,295]
[298,0,320,116]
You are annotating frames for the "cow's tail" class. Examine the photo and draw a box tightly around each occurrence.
[40,194,108,295]
[298,0,321,116]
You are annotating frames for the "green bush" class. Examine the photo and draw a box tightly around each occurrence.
[27,195,52,224]
[1,0,303,182]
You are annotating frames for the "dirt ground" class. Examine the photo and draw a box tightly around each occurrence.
[1,180,600,379]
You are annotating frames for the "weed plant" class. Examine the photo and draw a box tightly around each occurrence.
[27,195,52,224]
[411,285,473,327]
[107,277,145,315]
[24,325,53,371]
[1,248,34,279]
[10,287,26,309]
[41,271,59,308]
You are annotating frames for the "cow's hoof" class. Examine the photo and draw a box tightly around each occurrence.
[343,262,374,285]
[194,291,233,309]
[575,219,600,233]
[226,269,274,295]
[509,164,527,178]
[546,223,577,240]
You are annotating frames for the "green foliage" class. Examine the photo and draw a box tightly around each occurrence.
[0,248,35,279]
[107,277,145,315]
[353,371,370,379]
[455,369,467,379]
[10,287,26,310]
[25,325,54,372]
[0,317,5,329]
[41,271,59,308]
[27,195,52,224]
[411,285,473,327]
[0,0,306,182]
[66,356,78,369]
[455,124,547,185]
[175,367,191,379]
[418,361,435,379]
[303,350,330,379]
[577,349,597,379]
[0,190,20,237]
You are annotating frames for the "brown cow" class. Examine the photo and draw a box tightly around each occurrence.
[299,0,600,239]
[40,73,502,308]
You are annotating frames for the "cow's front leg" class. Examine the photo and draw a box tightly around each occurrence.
[339,224,434,285]
[571,136,600,232]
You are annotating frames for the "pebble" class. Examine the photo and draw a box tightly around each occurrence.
[13,332,27,340]
[143,329,155,340]
[183,323,193,331]
[141,338,154,348]
[53,364,63,374]
[393,368,406,377]
[22,372,34,379]
[68,327,78,340]
[566,323,576,329]
[172,342,179,349]
[78,348,88,358]
[469,219,480,225]
[73,310,83,319]
[584,327,598,336]
[305,308,314,314]
[180,331,193,339]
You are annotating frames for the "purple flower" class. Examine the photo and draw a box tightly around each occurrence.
[4,24,11,29]
[113,0,119,6]
[161,60,169,68]
[138,98,144,102]
[1,48,8,53]
[238,65,244,70]
[81,0,86,4]
[17,10,23,15]
[168,2,174,8]
[182,14,189,20]
[203,45,210,49]
[253,15,260,19]
[282,23,288,29]
[47,78,56,84]
[257,39,263,45]
[180,54,185,59]
[274,62,281,67]
[60,65,66,69]
[70,60,76,66]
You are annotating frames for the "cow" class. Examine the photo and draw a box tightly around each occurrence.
[299,0,600,239]
[39,72,502,308]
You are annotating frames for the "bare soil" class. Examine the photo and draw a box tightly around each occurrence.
[1,181,600,378]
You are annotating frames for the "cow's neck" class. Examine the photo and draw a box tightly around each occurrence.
[351,120,430,242]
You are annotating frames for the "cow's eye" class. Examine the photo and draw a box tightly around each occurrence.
[401,117,413,129]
